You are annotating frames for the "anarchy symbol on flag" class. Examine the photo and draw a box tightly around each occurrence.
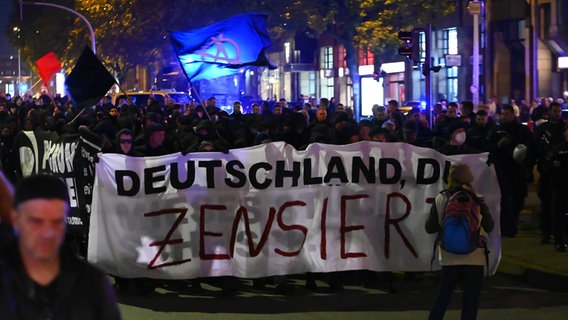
[198,34,241,64]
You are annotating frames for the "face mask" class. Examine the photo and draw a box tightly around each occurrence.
[454,131,466,145]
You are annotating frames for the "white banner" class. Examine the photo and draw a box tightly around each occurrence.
[88,142,501,279]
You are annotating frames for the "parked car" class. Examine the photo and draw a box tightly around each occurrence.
[112,90,193,107]
[400,101,426,115]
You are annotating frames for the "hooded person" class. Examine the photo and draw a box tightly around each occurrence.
[191,105,207,122]
[329,111,354,145]
[195,119,218,140]
[185,120,228,153]
[353,119,374,142]
[144,112,162,127]
[113,128,142,156]
[93,119,117,153]
[135,123,170,156]
[281,112,310,150]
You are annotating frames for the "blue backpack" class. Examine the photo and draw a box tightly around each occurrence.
[430,189,490,275]
[439,189,481,254]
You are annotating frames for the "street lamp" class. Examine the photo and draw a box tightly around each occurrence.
[468,1,482,107]
[13,26,21,96]
[20,1,96,53]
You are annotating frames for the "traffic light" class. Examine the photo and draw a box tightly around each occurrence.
[421,62,429,77]
[372,71,380,82]
[421,62,442,77]
[372,70,387,82]
[398,31,414,60]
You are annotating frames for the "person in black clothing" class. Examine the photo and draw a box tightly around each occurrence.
[466,110,494,151]
[488,105,533,237]
[282,112,310,150]
[548,124,568,251]
[0,174,121,319]
[402,120,433,148]
[329,112,354,145]
[307,108,333,141]
[135,123,170,156]
[371,105,389,128]
[185,119,229,154]
[112,128,142,156]
[318,97,335,123]
[266,104,285,139]
[433,102,461,144]
[459,101,476,125]
[531,103,549,122]
[96,95,114,115]
[437,120,480,155]
[532,102,565,244]
[228,100,245,132]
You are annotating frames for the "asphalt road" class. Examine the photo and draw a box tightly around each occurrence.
[116,272,568,319]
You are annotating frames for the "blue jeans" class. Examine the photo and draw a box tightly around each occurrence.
[428,265,484,320]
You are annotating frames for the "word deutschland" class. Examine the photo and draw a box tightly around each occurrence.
[116,156,452,196]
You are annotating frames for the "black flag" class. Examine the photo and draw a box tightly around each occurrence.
[65,46,116,109]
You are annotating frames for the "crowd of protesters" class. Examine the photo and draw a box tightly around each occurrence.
[1,90,568,294]
[1,91,568,245]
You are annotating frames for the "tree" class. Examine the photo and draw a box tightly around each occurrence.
[7,0,76,77]
[355,1,455,60]
[8,0,192,87]
[8,0,452,109]
[72,0,189,85]
[256,0,455,111]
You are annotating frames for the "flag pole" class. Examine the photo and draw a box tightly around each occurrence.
[67,106,87,125]
[42,82,59,109]
[187,80,232,151]
[115,83,136,108]
[24,79,43,96]
[188,81,212,121]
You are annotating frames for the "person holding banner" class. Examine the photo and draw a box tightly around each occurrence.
[0,174,121,320]
[425,162,494,320]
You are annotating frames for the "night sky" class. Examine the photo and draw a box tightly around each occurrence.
[0,0,16,56]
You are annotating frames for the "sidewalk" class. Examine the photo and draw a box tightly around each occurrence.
[497,182,568,292]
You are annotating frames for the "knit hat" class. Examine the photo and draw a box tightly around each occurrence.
[358,119,373,128]
[446,120,468,135]
[145,112,162,124]
[196,120,215,132]
[14,174,69,207]
[448,162,474,185]
[146,123,166,135]
[334,112,349,124]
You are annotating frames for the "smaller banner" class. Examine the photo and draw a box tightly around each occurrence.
[13,129,101,235]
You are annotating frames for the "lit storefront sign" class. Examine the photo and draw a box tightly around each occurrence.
[358,62,406,76]
[381,62,406,74]
[559,57,568,69]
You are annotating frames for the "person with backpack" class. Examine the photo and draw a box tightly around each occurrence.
[425,162,495,320]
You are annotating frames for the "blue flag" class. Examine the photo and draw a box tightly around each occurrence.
[170,12,275,81]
